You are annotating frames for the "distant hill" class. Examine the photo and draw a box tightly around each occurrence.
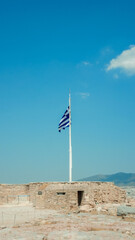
[79,172,135,186]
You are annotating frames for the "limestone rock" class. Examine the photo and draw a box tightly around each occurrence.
[117,205,135,216]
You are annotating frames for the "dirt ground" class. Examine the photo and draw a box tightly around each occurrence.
[0,203,135,240]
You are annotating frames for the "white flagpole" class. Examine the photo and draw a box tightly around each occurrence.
[69,91,72,182]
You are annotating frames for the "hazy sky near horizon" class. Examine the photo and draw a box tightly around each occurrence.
[0,0,135,183]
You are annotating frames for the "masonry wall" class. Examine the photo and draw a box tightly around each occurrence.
[0,182,126,211]
[33,182,126,211]
[0,184,30,204]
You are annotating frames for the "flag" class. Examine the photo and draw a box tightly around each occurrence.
[58,106,70,132]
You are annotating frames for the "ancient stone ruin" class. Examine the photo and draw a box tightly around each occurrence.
[0,182,126,213]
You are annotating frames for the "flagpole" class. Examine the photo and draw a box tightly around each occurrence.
[69,91,72,182]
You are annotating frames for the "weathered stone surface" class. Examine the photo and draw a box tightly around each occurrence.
[0,205,135,240]
[79,204,90,212]
[117,205,135,216]
[0,182,126,213]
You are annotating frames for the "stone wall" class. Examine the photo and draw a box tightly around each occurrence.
[0,184,29,204]
[0,182,126,211]
[33,182,126,211]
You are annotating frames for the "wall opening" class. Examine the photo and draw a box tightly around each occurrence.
[38,191,42,195]
[57,192,66,195]
[78,191,84,206]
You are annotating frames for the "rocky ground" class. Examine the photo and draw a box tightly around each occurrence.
[0,186,135,240]
[121,186,135,199]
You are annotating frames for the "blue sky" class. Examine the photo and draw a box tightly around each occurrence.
[0,0,135,183]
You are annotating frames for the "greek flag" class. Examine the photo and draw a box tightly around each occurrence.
[58,106,70,132]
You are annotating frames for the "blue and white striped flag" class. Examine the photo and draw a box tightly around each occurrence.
[58,106,70,132]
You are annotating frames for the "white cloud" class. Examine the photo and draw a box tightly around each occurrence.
[82,61,91,66]
[107,45,135,75]
[76,61,92,68]
[78,92,90,99]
